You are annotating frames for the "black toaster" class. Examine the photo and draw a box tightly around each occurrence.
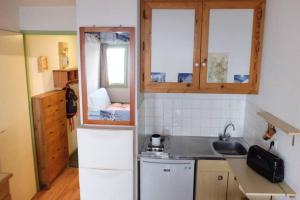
[247,145,284,183]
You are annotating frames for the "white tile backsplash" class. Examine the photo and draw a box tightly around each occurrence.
[141,93,246,137]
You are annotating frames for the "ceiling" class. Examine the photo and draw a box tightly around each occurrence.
[18,0,75,6]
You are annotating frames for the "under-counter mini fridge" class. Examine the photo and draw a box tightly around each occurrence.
[140,158,195,200]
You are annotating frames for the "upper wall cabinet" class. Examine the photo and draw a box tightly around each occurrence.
[141,0,266,94]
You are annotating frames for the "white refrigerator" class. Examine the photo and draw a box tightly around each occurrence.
[140,158,195,200]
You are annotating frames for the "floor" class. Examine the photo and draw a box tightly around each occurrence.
[32,168,80,200]
[69,150,79,168]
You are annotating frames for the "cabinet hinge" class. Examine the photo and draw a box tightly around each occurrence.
[142,41,145,51]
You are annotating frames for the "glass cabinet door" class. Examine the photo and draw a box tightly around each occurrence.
[142,1,202,92]
[200,0,265,93]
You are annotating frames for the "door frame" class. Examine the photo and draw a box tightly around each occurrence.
[22,30,77,191]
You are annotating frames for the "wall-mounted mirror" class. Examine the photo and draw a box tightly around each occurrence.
[80,27,135,125]
[207,9,254,84]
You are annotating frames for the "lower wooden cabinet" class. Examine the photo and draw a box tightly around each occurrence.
[227,172,245,200]
[196,160,245,200]
[196,171,228,200]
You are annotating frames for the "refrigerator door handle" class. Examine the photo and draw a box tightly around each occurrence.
[163,168,171,172]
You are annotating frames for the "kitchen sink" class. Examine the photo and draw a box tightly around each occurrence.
[212,141,247,156]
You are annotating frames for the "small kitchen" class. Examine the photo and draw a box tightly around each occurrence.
[1,0,300,199]
[75,0,298,200]
[136,0,298,199]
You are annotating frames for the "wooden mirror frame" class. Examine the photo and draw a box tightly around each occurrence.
[80,27,135,126]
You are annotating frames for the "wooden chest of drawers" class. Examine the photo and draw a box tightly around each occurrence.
[32,90,69,188]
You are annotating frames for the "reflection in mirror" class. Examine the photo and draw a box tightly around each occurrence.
[151,9,195,83]
[81,28,135,125]
[207,9,254,83]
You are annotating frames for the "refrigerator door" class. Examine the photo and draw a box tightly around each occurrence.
[140,158,195,200]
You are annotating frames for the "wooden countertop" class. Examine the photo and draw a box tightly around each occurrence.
[0,173,12,184]
[227,159,295,198]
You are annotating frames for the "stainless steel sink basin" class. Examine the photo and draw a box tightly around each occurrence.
[212,141,247,155]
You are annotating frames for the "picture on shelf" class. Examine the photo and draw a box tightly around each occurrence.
[234,75,249,83]
[151,72,166,83]
[178,73,192,83]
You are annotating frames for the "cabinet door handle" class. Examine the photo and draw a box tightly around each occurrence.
[194,63,200,67]
[218,175,223,180]
[163,169,171,172]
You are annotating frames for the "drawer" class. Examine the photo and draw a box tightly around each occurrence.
[77,128,133,170]
[46,130,68,155]
[47,146,68,181]
[41,92,65,109]
[197,160,230,172]
[45,120,67,138]
[79,168,133,200]
[44,117,66,130]
[43,102,66,119]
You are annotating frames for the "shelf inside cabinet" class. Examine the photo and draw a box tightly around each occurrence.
[53,68,78,88]
[257,112,300,136]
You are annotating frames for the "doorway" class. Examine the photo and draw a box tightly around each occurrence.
[23,31,80,190]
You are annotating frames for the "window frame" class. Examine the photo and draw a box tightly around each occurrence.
[106,44,129,88]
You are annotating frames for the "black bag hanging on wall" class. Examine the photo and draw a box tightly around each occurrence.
[65,85,78,130]
[66,86,78,118]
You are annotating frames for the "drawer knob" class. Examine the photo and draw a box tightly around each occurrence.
[218,175,223,180]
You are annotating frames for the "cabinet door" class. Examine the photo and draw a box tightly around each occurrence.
[227,173,246,200]
[77,128,133,170]
[196,171,228,200]
[200,0,265,93]
[79,168,133,200]
[141,1,202,92]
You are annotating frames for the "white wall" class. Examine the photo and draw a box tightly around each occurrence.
[0,30,36,200]
[19,6,76,31]
[244,0,300,199]
[76,0,137,27]
[151,9,195,82]
[0,0,19,31]
[208,9,253,82]
[85,35,101,96]
[26,35,78,96]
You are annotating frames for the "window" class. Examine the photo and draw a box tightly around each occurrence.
[106,45,128,87]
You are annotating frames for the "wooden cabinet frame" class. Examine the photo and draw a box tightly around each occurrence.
[140,0,266,94]
[200,0,266,94]
[141,0,202,93]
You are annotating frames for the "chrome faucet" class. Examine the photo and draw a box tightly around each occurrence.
[219,122,235,141]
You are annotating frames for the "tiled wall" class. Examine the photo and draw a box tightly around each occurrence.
[243,99,266,145]
[140,93,246,137]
